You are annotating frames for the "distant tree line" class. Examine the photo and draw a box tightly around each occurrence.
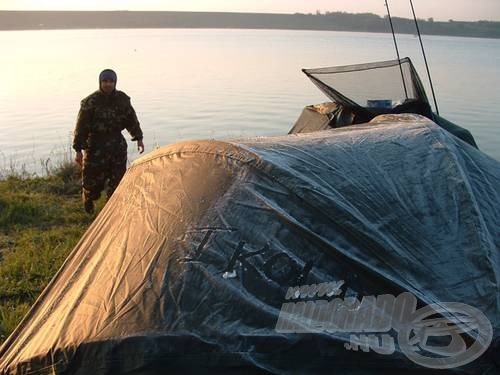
[1,11,499,39]
[299,11,500,38]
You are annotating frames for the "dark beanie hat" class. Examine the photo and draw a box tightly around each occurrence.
[99,69,117,82]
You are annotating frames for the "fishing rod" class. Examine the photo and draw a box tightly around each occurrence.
[410,0,440,115]
[384,0,408,99]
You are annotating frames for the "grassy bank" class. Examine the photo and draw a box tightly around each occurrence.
[0,163,98,344]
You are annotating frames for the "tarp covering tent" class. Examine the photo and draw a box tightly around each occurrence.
[0,115,499,374]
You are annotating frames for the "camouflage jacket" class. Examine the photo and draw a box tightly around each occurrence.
[72,90,143,152]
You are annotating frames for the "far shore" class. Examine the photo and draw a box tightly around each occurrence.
[1,11,499,39]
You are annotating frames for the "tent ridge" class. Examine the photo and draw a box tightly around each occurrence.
[129,139,260,171]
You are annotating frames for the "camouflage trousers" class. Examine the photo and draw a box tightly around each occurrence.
[82,146,127,204]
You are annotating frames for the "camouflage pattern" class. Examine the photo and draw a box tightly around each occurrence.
[73,89,143,203]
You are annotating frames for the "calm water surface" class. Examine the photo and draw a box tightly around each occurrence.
[0,29,499,174]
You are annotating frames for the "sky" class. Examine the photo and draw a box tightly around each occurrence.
[0,0,499,22]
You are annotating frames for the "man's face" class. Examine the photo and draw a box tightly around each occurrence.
[100,79,116,94]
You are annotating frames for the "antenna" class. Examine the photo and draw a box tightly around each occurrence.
[409,0,440,115]
[385,0,408,99]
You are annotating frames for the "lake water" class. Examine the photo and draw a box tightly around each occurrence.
[0,28,499,175]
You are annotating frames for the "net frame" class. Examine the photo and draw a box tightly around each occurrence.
[302,57,430,113]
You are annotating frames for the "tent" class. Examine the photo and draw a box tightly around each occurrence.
[1,114,498,374]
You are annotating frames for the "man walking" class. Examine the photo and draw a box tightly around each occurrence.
[73,69,144,213]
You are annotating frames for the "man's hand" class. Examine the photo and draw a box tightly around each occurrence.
[75,151,83,167]
[137,140,145,154]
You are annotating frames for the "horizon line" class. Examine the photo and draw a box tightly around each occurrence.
[0,10,498,23]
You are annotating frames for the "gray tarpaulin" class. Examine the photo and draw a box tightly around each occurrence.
[0,114,498,374]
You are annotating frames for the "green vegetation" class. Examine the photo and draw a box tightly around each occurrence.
[0,162,99,344]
